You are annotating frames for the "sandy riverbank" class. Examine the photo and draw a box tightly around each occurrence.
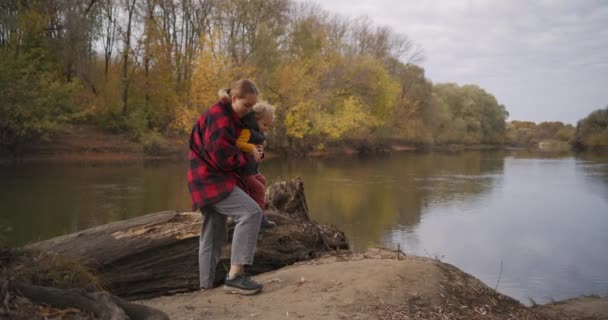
[141,249,608,320]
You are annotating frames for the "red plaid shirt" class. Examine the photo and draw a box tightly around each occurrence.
[188,101,249,210]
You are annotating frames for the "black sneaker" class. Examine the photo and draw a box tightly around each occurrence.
[260,215,276,229]
[223,274,263,295]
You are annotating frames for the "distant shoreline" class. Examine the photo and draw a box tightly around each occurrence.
[1,125,597,165]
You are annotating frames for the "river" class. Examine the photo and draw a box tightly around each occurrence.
[1,150,607,305]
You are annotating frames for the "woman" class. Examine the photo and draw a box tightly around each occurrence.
[188,79,263,295]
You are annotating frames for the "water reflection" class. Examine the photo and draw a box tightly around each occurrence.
[0,161,191,246]
[576,154,608,198]
[263,151,505,250]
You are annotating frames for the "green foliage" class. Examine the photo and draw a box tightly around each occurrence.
[573,107,608,151]
[433,84,508,145]
[339,55,400,123]
[0,4,78,154]
[506,121,575,148]
[388,63,437,144]
[142,131,167,156]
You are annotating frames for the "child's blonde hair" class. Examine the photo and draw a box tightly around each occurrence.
[252,101,275,120]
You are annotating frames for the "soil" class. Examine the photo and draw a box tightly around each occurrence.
[534,296,608,320]
[139,249,608,320]
[4,248,606,319]
[1,125,188,163]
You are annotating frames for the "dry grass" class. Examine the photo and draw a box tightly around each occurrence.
[348,250,553,320]
[0,247,103,319]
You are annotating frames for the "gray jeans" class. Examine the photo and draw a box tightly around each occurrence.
[199,186,262,288]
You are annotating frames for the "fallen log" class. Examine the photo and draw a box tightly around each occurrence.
[26,178,348,300]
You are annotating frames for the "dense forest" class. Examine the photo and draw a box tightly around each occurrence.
[573,106,608,152]
[505,121,574,148]
[0,0,604,155]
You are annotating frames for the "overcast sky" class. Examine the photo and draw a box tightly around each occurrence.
[303,0,608,124]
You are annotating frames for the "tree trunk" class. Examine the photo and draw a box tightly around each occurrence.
[144,0,153,126]
[26,178,348,300]
[121,0,136,116]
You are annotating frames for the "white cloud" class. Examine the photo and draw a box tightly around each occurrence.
[298,0,608,123]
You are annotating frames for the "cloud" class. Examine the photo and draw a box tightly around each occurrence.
[298,0,608,123]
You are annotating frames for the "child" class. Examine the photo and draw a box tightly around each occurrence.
[219,89,276,228]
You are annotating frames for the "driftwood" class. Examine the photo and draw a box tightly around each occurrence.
[16,283,169,320]
[265,177,311,221]
[26,178,348,300]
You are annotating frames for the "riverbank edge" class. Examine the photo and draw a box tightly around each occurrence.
[1,124,578,164]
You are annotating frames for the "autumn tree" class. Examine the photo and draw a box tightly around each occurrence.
[573,107,608,151]
[1,0,518,155]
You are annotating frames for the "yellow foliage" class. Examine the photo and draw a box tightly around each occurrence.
[191,50,232,106]
[270,58,329,106]
[285,96,375,140]
[316,96,375,139]
[169,105,201,134]
[190,32,255,108]
[285,102,313,139]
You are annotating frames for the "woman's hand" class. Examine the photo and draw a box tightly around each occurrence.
[256,145,264,161]
[252,147,262,162]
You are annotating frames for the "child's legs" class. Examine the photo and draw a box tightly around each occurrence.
[244,174,266,215]
[253,174,266,212]
[254,173,266,187]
